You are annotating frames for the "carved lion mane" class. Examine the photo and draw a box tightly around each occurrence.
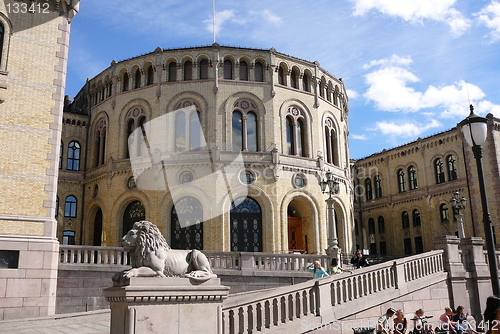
[112,220,216,283]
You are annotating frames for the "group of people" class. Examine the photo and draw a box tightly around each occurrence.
[307,250,369,279]
[377,306,480,334]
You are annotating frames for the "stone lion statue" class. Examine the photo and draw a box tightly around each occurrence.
[112,220,216,283]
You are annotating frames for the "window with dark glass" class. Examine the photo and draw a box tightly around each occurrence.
[404,238,412,255]
[55,196,59,218]
[232,111,243,151]
[230,197,262,252]
[380,241,387,256]
[435,158,445,184]
[365,178,373,200]
[224,59,233,79]
[239,170,255,184]
[302,73,310,92]
[59,142,63,169]
[122,72,129,91]
[397,169,406,192]
[64,196,77,218]
[239,61,248,81]
[247,112,257,152]
[175,112,186,152]
[378,216,385,233]
[413,209,421,227]
[255,61,264,82]
[134,68,141,89]
[374,175,382,198]
[402,211,410,229]
[67,141,81,171]
[184,60,193,81]
[278,65,285,85]
[189,111,201,150]
[95,119,106,167]
[447,155,457,181]
[146,65,154,85]
[168,61,177,82]
[415,236,423,254]
[408,166,418,190]
[0,24,4,65]
[324,119,338,165]
[297,118,304,156]
[291,68,299,89]
[368,218,375,234]
[62,230,75,245]
[440,203,449,223]
[370,243,377,256]
[199,59,209,79]
[286,116,294,155]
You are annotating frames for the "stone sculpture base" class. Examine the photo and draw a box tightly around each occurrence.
[104,277,229,334]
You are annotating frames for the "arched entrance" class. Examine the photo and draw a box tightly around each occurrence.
[122,200,145,236]
[287,197,314,254]
[230,197,262,252]
[93,208,103,246]
[170,197,203,250]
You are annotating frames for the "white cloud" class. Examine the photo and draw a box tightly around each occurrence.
[351,134,368,140]
[346,89,359,99]
[372,119,441,138]
[363,54,412,70]
[205,10,240,36]
[260,9,283,25]
[476,1,500,42]
[205,8,283,37]
[351,0,471,35]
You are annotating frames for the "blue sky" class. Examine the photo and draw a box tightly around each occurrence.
[65,0,500,159]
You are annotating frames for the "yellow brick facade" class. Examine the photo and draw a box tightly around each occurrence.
[0,0,78,320]
[59,45,354,255]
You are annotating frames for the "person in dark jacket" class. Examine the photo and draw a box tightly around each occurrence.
[350,249,369,268]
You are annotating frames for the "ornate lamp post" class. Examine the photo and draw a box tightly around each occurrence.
[320,171,340,258]
[458,104,500,296]
[450,191,467,239]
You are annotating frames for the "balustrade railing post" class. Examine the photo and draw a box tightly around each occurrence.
[392,260,408,294]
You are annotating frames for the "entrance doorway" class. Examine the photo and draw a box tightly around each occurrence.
[288,217,304,253]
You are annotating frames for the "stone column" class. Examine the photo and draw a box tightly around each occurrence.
[104,277,230,334]
[434,236,468,309]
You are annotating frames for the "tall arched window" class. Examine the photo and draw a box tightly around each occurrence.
[168,61,177,82]
[447,154,457,181]
[175,112,187,152]
[146,65,154,85]
[173,101,203,152]
[93,208,103,246]
[55,196,59,218]
[64,196,77,218]
[199,59,209,80]
[302,72,311,92]
[440,203,449,223]
[0,23,4,65]
[368,218,375,234]
[232,100,259,152]
[184,60,193,81]
[397,168,406,192]
[285,107,307,157]
[278,65,285,85]
[290,68,299,89]
[255,61,264,82]
[378,216,385,233]
[134,68,141,89]
[374,175,382,198]
[402,211,410,229]
[122,72,129,92]
[171,197,203,250]
[59,142,63,169]
[319,77,326,98]
[324,118,338,165]
[94,119,107,167]
[224,59,233,79]
[239,61,248,81]
[413,209,421,227]
[408,166,418,190]
[365,178,373,200]
[189,112,201,150]
[435,158,445,184]
[230,197,262,252]
[67,141,81,171]
[125,107,146,158]
[123,201,145,236]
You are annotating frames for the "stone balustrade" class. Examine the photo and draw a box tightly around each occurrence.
[60,245,130,266]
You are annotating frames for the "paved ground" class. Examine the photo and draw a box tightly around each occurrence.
[0,310,110,334]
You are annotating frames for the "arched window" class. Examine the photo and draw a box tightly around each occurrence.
[62,231,75,245]
[64,196,77,218]
[175,112,186,152]
[59,142,63,169]
[324,118,339,165]
[368,218,375,234]
[107,81,113,97]
[239,61,248,81]
[146,65,154,85]
[67,141,81,171]
[319,78,326,98]
[123,201,145,236]
[231,100,259,152]
[184,60,192,81]
[440,203,449,223]
[171,197,204,250]
[134,68,141,89]
[413,209,421,227]
[402,211,410,229]
[374,175,382,198]
[447,154,457,181]
[93,208,103,246]
[199,59,209,80]
[278,65,285,85]
[397,168,406,192]
[408,166,418,190]
[255,61,264,82]
[122,72,129,92]
[224,59,233,79]
[302,72,311,92]
[173,100,203,152]
[168,61,177,82]
[55,196,59,218]
[285,107,307,157]
[247,112,257,152]
[94,119,107,167]
[230,197,262,252]
[435,158,445,184]
[189,111,201,150]
[290,68,299,89]
[365,178,373,200]
[125,107,146,158]
[0,23,4,65]
[378,216,385,233]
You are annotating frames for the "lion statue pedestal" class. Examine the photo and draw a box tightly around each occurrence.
[104,277,230,334]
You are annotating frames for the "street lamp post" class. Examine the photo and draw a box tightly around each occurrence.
[320,171,340,259]
[458,104,500,297]
[450,191,467,239]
